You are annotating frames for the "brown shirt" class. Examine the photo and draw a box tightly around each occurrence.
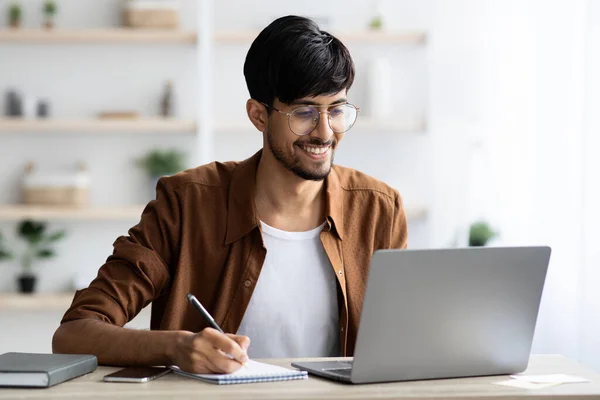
[61,150,408,356]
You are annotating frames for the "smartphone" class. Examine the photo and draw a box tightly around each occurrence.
[103,366,171,383]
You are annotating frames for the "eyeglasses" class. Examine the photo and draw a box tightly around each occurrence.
[261,102,360,136]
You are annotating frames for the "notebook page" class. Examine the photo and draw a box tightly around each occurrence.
[171,360,307,383]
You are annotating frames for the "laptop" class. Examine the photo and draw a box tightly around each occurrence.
[292,246,551,384]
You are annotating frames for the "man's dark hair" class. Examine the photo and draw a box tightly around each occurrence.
[244,15,355,107]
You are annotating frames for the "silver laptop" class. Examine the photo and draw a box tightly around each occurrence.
[292,246,551,384]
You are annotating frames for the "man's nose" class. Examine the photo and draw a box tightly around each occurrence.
[310,111,333,142]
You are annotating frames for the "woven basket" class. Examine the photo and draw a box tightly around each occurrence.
[23,186,89,207]
[21,162,90,207]
[123,9,179,29]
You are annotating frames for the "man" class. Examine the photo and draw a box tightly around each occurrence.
[52,15,407,374]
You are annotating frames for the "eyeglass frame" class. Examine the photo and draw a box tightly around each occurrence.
[260,101,360,136]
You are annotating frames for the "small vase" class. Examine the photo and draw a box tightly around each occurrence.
[44,19,54,29]
[18,274,37,294]
[10,20,21,29]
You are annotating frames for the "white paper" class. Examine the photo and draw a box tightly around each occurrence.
[511,374,590,384]
[493,379,561,389]
[171,360,304,380]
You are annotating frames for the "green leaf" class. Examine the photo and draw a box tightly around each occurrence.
[468,221,499,247]
[46,230,66,242]
[43,1,57,15]
[0,249,13,260]
[136,148,187,177]
[37,249,55,258]
[27,233,44,245]
[18,220,46,239]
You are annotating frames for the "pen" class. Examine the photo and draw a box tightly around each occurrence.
[186,293,248,368]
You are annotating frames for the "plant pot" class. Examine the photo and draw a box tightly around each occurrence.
[468,239,486,247]
[44,20,54,29]
[18,274,37,294]
[9,20,21,29]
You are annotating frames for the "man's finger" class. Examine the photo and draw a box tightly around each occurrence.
[208,347,244,374]
[202,328,248,364]
[227,334,251,352]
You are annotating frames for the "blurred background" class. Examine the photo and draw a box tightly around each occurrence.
[0,0,598,372]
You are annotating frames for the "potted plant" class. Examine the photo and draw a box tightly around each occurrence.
[0,231,13,264]
[136,148,186,193]
[42,0,57,29]
[8,2,22,28]
[468,221,498,247]
[0,220,66,293]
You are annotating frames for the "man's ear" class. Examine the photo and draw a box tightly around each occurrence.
[246,99,268,133]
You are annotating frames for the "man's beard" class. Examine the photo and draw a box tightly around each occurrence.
[266,126,335,181]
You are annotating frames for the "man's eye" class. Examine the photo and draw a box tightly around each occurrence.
[295,110,315,118]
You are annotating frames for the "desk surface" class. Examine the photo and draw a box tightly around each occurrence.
[1,355,600,399]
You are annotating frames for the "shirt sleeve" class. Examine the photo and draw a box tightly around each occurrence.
[389,191,408,249]
[60,177,180,326]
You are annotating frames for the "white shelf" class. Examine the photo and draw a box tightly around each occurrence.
[214,30,426,44]
[0,205,145,221]
[0,204,427,221]
[0,292,74,311]
[0,118,196,134]
[0,28,197,44]
[215,116,426,133]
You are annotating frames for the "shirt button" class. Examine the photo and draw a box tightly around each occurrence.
[244,280,252,288]
[341,327,345,332]
[338,270,343,276]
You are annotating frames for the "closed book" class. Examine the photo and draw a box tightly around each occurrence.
[0,352,97,388]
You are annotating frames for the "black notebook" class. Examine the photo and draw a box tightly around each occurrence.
[0,352,97,388]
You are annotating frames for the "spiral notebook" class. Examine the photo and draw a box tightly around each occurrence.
[170,360,308,385]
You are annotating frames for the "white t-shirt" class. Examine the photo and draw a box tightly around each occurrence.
[236,221,341,359]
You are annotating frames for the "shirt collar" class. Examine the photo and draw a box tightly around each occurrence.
[224,150,345,245]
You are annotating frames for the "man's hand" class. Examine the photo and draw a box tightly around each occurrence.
[172,328,250,374]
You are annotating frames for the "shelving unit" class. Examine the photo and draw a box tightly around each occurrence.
[0,118,196,134]
[0,2,431,298]
[0,205,145,221]
[0,29,197,44]
[214,30,426,44]
[0,292,74,311]
[0,203,426,222]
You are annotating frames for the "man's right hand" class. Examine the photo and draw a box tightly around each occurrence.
[172,328,250,374]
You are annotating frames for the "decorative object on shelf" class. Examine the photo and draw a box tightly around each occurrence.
[97,111,140,119]
[160,80,174,117]
[366,57,392,118]
[123,0,180,29]
[7,2,22,28]
[0,220,66,294]
[468,221,499,247]
[22,95,38,119]
[42,0,57,29]
[36,99,50,118]
[21,162,90,207]
[4,89,23,117]
[136,148,186,195]
[368,0,383,30]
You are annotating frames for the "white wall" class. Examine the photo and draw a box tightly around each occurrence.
[579,0,600,371]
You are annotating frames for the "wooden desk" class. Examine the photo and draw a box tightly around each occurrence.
[1,355,600,399]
